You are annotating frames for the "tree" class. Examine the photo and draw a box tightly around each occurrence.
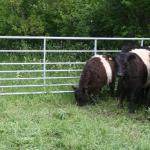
[89,0,150,37]
[0,0,149,37]
[0,0,59,35]
[54,0,92,36]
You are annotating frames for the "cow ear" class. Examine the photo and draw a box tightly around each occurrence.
[108,57,113,61]
[127,54,136,61]
[105,55,114,61]
[111,55,116,61]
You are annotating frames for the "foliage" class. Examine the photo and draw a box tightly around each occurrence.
[54,0,92,36]
[89,0,150,37]
[0,0,58,35]
[0,0,149,37]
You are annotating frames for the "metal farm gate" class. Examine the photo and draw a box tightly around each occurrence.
[0,36,150,96]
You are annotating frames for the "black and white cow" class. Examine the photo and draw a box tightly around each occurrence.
[73,55,116,106]
[115,48,150,113]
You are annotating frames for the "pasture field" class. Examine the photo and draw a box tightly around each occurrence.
[0,94,150,150]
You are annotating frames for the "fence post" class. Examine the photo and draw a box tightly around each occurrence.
[94,39,97,55]
[43,38,47,86]
[140,40,144,47]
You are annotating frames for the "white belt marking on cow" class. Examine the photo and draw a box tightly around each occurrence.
[130,49,150,86]
[93,55,112,84]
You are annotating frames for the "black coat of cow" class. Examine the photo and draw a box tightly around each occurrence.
[115,48,150,113]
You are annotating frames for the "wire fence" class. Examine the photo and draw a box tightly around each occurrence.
[0,36,150,96]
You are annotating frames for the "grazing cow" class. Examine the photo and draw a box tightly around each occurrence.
[73,55,116,106]
[115,48,150,113]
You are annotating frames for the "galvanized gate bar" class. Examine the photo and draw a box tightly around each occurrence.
[0,50,121,53]
[43,38,47,86]
[0,69,82,73]
[0,62,85,65]
[0,83,77,88]
[0,76,80,81]
[94,39,97,55]
[0,36,150,40]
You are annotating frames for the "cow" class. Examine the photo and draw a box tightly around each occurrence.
[73,55,116,106]
[115,48,150,113]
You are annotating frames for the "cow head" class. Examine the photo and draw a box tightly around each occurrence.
[115,52,136,77]
[115,52,127,77]
[72,86,88,106]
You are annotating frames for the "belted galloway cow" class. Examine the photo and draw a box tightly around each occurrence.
[115,48,150,113]
[73,55,116,106]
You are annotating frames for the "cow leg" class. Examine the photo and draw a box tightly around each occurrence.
[118,90,127,108]
[109,80,116,97]
[128,93,136,113]
[128,87,142,113]
[146,88,150,109]
[117,86,126,108]
[128,101,135,113]
[136,88,145,106]
[117,78,127,108]
[88,87,100,105]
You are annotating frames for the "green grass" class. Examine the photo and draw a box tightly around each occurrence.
[0,94,150,150]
